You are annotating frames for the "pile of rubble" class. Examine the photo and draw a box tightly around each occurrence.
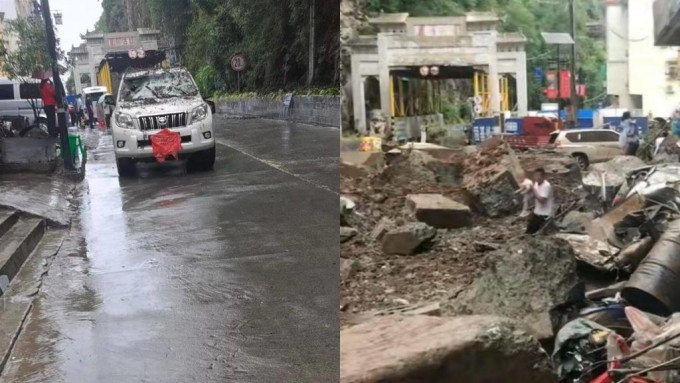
[341,137,680,382]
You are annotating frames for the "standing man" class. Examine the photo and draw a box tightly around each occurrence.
[622,112,640,155]
[40,79,56,137]
[619,111,639,155]
[76,95,84,127]
[525,168,554,234]
[86,96,94,129]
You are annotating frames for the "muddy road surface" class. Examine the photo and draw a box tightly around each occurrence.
[1,117,339,382]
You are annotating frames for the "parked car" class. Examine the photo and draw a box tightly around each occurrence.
[0,77,44,126]
[110,67,215,177]
[547,128,622,169]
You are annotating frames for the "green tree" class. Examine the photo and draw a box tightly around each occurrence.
[97,0,340,92]
[0,17,64,120]
[66,74,75,95]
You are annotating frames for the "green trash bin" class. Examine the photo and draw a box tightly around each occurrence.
[60,134,86,163]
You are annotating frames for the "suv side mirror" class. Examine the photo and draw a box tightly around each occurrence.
[105,97,116,106]
[205,99,216,114]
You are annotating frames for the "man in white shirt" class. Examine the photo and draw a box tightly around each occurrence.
[525,167,554,234]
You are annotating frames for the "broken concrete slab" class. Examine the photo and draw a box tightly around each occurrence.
[381,222,436,255]
[340,227,358,243]
[582,156,646,199]
[464,170,522,217]
[587,194,645,246]
[554,233,616,272]
[340,315,556,383]
[406,194,472,229]
[558,211,595,234]
[453,236,579,340]
[370,217,394,241]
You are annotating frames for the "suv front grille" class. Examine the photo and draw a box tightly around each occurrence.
[138,113,187,130]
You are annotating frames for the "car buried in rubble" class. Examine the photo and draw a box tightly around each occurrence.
[109,67,216,177]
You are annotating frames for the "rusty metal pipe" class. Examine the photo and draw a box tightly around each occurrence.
[622,219,680,316]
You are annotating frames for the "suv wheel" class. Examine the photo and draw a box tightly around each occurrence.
[573,153,589,170]
[189,147,215,172]
[116,158,136,177]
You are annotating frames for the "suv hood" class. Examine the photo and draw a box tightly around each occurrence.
[117,97,204,117]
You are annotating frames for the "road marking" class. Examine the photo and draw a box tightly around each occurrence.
[215,138,339,196]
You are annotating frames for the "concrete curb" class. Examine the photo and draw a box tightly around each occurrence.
[0,229,67,376]
[0,212,19,238]
[0,218,45,289]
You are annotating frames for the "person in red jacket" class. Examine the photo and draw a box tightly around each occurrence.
[40,78,57,137]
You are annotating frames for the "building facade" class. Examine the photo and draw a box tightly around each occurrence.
[69,28,162,94]
[607,0,680,118]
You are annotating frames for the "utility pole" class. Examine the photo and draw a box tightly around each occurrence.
[569,0,578,127]
[41,0,72,170]
[307,0,315,86]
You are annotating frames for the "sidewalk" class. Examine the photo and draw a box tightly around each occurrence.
[0,128,100,226]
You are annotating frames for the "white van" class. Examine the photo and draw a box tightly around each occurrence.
[0,77,44,125]
[110,67,215,177]
[82,86,108,122]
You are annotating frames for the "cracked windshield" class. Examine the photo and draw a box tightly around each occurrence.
[120,71,198,101]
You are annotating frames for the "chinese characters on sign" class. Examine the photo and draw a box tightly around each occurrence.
[107,37,136,48]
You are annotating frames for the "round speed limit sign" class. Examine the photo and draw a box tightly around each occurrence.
[231,55,246,72]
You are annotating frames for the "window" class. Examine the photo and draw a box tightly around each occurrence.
[19,83,40,99]
[593,130,620,142]
[579,131,600,142]
[0,84,15,100]
[565,132,582,142]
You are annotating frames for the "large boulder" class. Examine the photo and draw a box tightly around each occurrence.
[406,194,471,229]
[340,315,556,383]
[464,170,522,217]
[381,222,436,255]
[453,236,579,339]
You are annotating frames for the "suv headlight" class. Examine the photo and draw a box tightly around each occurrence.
[190,103,208,123]
[115,112,135,129]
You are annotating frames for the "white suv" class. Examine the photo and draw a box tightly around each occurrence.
[547,128,622,169]
[111,67,215,177]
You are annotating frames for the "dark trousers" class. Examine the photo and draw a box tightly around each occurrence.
[44,105,57,137]
[526,213,549,234]
[87,107,94,129]
[105,113,111,129]
[625,141,639,156]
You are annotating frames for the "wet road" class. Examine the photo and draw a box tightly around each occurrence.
[1,117,339,382]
